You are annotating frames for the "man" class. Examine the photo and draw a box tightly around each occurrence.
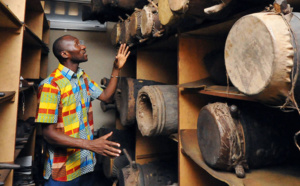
[35,35,130,185]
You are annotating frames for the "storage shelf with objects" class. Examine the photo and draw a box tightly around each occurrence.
[0,0,49,185]
[176,2,300,186]
[104,0,300,185]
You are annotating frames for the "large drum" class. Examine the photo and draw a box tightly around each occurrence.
[225,12,300,107]
[197,102,292,178]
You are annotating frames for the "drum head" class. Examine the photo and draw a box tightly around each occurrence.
[225,14,274,95]
[197,103,227,169]
[141,6,154,37]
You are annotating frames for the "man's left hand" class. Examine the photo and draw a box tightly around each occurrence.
[114,44,130,69]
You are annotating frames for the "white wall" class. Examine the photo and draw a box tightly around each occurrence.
[47,22,117,131]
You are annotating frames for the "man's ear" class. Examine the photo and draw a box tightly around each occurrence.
[61,51,69,59]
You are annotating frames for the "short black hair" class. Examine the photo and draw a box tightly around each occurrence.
[52,35,71,62]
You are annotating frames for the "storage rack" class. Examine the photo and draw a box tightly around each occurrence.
[0,0,49,185]
[117,1,300,185]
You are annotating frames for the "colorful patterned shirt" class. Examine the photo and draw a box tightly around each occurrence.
[35,63,103,181]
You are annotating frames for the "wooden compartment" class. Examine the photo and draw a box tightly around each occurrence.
[0,0,48,185]
[135,38,178,165]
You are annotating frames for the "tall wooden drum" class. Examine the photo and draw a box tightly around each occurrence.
[225,12,300,106]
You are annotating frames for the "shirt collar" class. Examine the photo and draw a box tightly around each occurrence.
[57,63,84,80]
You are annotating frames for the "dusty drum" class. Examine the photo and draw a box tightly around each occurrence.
[197,102,291,178]
[136,85,178,136]
[225,12,300,106]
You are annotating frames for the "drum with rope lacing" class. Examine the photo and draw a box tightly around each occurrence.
[225,12,300,110]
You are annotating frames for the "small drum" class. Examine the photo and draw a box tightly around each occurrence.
[141,4,164,38]
[129,10,143,40]
[225,12,300,106]
[158,0,180,26]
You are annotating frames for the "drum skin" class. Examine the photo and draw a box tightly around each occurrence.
[225,13,294,106]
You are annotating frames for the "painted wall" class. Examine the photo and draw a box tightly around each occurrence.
[47,22,117,131]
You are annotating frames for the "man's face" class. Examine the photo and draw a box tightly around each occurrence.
[62,36,88,63]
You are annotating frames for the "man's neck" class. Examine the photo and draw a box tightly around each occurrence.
[62,60,79,73]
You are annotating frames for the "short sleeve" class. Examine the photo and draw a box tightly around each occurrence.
[35,83,60,124]
[84,73,103,100]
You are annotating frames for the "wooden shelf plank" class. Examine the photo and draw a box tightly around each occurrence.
[23,25,49,53]
[26,0,43,12]
[0,1,22,29]
[179,78,256,102]
[180,129,300,186]
[0,91,15,104]
[0,169,11,182]
[180,6,265,38]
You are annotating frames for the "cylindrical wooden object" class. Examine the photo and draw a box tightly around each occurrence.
[141,4,164,38]
[124,18,135,45]
[129,10,143,40]
[119,160,177,186]
[120,21,127,44]
[197,102,291,178]
[111,22,122,46]
[225,12,300,106]
[168,0,224,17]
[136,85,178,136]
[103,155,129,179]
[115,78,162,127]
[158,0,180,26]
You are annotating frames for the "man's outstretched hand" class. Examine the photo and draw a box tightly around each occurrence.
[114,44,130,69]
[86,131,121,157]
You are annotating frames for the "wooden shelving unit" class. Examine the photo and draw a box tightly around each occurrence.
[122,2,300,185]
[0,0,48,185]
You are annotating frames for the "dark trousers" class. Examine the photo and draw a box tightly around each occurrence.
[44,172,95,186]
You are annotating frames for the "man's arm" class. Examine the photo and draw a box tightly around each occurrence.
[42,123,121,157]
[98,44,130,103]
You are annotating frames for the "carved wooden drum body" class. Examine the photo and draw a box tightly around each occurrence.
[197,102,291,177]
[225,12,300,106]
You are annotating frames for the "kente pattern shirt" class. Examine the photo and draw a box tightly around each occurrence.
[35,63,103,181]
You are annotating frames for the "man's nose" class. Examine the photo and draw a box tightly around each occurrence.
[81,45,86,49]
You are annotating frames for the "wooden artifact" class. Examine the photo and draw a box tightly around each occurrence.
[158,0,180,26]
[168,0,227,17]
[119,160,177,186]
[115,78,162,127]
[111,22,122,46]
[197,102,292,178]
[129,10,143,41]
[225,12,300,107]
[141,2,164,38]
[136,85,178,136]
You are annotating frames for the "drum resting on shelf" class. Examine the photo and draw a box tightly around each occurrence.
[197,102,293,178]
[225,12,300,107]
